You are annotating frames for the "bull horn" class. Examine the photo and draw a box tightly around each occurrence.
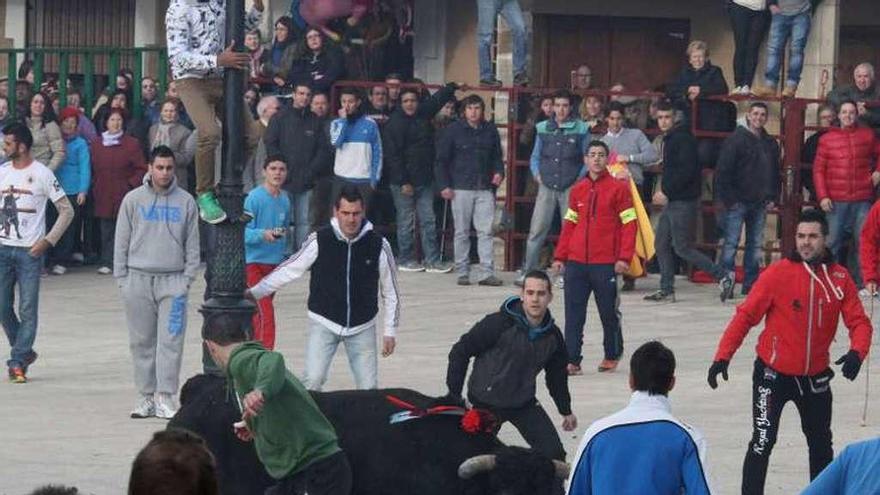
[457,454,497,479]
[553,460,571,479]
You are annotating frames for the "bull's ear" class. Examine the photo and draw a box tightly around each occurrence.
[553,460,570,480]
[457,455,496,479]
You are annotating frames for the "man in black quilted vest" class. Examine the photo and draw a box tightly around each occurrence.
[246,185,400,391]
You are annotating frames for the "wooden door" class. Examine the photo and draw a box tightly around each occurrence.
[534,14,690,92]
[836,26,880,91]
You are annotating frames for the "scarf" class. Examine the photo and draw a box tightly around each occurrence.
[153,123,174,148]
[102,130,123,147]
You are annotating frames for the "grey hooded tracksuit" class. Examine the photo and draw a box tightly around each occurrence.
[114,173,200,396]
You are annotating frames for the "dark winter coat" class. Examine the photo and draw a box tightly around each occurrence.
[660,126,703,202]
[435,119,504,191]
[264,106,332,193]
[446,297,571,415]
[289,46,345,94]
[715,125,781,206]
[667,62,736,133]
[383,83,457,186]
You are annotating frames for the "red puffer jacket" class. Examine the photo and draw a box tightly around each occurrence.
[860,200,880,285]
[714,256,872,376]
[553,171,637,265]
[813,126,880,202]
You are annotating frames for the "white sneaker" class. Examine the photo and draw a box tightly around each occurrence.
[51,264,67,275]
[859,288,877,299]
[155,393,178,420]
[97,266,112,275]
[731,86,742,95]
[741,85,751,95]
[130,395,155,419]
[399,262,426,272]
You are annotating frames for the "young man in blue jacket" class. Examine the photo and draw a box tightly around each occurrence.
[567,341,711,494]
[244,155,291,350]
[329,88,382,213]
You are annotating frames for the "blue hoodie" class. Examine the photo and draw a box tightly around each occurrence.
[244,185,291,265]
[55,135,91,195]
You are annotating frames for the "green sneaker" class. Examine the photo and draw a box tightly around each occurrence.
[197,192,227,224]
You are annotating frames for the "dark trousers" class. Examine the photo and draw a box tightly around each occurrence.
[728,2,770,87]
[563,262,623,363]
[475,398,566,461]
[99,217,116,268]
[47,195,82,265]
[742,359,833,495]
[656,200,726,293]
[266,450,352,495]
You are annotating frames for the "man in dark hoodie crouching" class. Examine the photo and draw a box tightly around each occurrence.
[444,270,577,462]
[114,145,200,420]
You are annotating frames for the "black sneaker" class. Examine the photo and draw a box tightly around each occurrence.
[478,275,503,287]
[479,78,503,88]
[644,290,676,302]
[457,275,471,286]
[621,278,635,292]
[719,272,736,302]
[513,73,530,86]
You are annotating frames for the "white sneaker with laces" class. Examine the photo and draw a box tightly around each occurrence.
[97,266,112,275]
[130,395,155,419]
[155,393,178,420]
[51,264,67,275]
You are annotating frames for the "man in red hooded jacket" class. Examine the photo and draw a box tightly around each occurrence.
[552,140,636,374]
[708,208,872,495]
[813,100,880,288]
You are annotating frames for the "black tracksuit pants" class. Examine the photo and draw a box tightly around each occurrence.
[267,450,352,495]
[742,359,833,495]
[563,262,623,363]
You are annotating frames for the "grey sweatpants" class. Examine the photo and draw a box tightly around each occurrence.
[119,271,190,396]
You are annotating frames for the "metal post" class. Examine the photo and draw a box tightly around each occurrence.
[84,52,95,115]
[132,50,143,119]
[6,52,17,119]
[59,51,69,108]
[200,0,254,372]
[780,98,807,256]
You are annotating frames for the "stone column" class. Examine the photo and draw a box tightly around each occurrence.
[800,0,840,99]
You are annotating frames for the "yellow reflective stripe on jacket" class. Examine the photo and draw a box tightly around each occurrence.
[619,207,636,224]
[564,208,579,223]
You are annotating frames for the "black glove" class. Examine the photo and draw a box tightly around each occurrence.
[707,360,730,389]
[835,350,863,381]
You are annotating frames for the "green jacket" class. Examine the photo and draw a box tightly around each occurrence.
[228,342,340,479]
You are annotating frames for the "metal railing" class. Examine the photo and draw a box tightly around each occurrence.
[1,47,168,120]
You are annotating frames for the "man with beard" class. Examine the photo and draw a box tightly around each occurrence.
[708,208,873,494]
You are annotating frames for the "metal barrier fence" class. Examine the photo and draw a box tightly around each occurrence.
[331,80,839,271]
[1,47,168,120]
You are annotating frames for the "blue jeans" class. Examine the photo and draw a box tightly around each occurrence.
[303,319,377,391]
[522,183,571,273]
[721,202,767,292]
[0,245,42,369]
[563,262,623,362]
[764,12,812,87]
[289,190,312,253]
[390,185,439,265]
[477,0,527,81]
[827,200,870,287]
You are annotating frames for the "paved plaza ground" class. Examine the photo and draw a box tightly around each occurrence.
[1,266,878,494]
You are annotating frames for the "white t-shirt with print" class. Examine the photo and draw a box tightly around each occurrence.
[0,160,66,247]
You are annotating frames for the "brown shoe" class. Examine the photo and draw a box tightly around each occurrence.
[781,85,798,98]
[566,364,583,376]
[752,85,778,98]
[598,359,619,372]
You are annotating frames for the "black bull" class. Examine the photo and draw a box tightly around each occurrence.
[169,374,568,495]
